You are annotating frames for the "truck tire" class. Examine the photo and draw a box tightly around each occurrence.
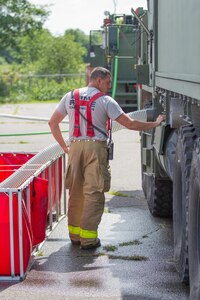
[146,175,172,218]
[188,138,200,300]
[173,125,200,284]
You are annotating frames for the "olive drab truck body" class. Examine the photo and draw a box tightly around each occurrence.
[134,1,200,299]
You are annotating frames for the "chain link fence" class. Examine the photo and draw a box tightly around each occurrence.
[0,73,86,103]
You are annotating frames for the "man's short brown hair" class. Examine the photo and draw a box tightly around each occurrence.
[90,67,111,80]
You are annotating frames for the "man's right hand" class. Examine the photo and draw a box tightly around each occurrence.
[155,114,166,126]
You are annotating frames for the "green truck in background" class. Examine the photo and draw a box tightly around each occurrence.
[87,8,145,112]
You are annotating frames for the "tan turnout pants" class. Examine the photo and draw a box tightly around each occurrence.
[65,140,111,246]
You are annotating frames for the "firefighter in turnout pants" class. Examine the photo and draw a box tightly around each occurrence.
[49,66,165,250]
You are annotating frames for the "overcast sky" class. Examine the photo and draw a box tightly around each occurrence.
[29,0,147,35]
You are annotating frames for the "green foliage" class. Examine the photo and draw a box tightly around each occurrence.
[119,240,142,246]
[13,29,52,65]
[36,250,44,257]
[107,191,129,197]
[108,255,148,261]
[103,245,118,252]
[30,79,67,101]
[90,30,103,46]
[0,73,9,97]
[64,29,89,63]
[0,0,49,61]
[0,4,90,103]
[0,72,86,103]
[104,207,111,213]
[37,34,86,75]
[64,29,89,48]
[30,76,85,101]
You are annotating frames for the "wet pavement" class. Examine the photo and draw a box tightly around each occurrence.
[0,103,190,299]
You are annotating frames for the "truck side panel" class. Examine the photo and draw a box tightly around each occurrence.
[155,0,200,99]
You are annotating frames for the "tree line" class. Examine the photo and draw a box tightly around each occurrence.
[0,0,90,102]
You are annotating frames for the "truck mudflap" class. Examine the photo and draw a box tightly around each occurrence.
[154,126,178,181]
[143,171,173,218]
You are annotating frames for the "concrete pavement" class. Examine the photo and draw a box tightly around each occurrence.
[0,103,189,299]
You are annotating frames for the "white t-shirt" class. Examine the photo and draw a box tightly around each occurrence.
[56,86,124,141]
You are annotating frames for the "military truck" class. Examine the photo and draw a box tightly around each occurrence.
[133,1,200,299]
[88,9,145,112]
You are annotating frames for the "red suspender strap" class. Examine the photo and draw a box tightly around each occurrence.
[106,118,111,134]
[86,92,104,137]
[73,89,104,137]
[73,89,81,137]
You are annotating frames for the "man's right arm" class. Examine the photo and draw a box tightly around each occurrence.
[48,111,69,154]
[115,113,165,131]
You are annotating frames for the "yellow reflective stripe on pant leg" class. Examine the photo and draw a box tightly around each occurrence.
[68,225,80,235]
[80,228,97,239]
